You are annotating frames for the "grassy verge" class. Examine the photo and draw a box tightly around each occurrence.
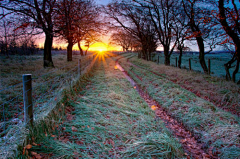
[0,52,94,158]
[129,55,240,116]
[119,56,240,158]
[0,53,93,121]
[24,57,185,158]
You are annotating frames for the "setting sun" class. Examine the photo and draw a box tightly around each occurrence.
[88,42,108,51]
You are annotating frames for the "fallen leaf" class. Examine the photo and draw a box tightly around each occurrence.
[26,144,32,149]
[72,126,78,132]
[181,139,187,143]
[151,105,158,111]
[31,151,38,156]
[32,142,38,146]
[22,147,26,155]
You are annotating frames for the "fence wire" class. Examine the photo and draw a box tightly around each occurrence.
[0,55,96,158]
[153,53,240,80]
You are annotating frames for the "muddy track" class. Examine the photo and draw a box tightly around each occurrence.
[115,58,214,159]
[124,56,240,117]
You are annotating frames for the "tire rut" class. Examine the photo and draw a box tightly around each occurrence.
[125,57,239,117]
[116,59,214,159]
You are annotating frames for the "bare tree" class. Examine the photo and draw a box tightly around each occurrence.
[181,0,220,73]
[218,0,240,83]
[75,0,102,56]
[110,29,134,51]
[83,30,101,55]
[0,0,57,67]
[0,9,10,56]
[55,0,78,61]
[133,0,179,65]
[105,0,158,60]
[171,1,189,68]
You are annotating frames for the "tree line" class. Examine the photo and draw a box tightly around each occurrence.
[0,0,103,67]
[105,0,239,83]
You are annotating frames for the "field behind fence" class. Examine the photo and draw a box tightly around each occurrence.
[0,52,99,158]
[153,52,240,81]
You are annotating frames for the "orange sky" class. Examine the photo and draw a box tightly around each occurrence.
[36,35,122,51]
[73,42,121,51]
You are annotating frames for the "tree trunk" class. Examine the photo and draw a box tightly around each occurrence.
[224,55,236,81]
[67,40,73,61]
[77,41,84,56]
[164,45,170,65]
[148,52,152,61]
[196,37,208,73]
[232,47,240,82]
[44,33,54,67]
[232,58,239,82]
[85,47,89,56]
[178,48,183,68]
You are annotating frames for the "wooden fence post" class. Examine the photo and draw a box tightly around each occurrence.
[189,58,192,71]
[208,59,211,75]
[23,74,33,127]
[78,59,81,76]
[176,57,178,67]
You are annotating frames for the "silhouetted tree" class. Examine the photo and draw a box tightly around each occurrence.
[0,0,57,67]
[110,29,134,51]
[105,0,158,60]
[182,0,220,73]
[75,0,102,56]
[55,0,78,61]
[134,0,179,65]
[218,0,240,83]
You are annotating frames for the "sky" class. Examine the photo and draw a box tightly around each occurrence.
[37,0,121,51]
[95,0,111,5]
[38,0,240,52]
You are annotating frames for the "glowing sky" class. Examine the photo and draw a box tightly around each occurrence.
[37,0,122,52]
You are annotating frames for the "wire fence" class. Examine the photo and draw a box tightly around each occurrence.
[152,52,240,80]
[0,55,96,158]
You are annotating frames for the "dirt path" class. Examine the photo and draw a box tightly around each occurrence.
[126,55,240,117]
[26,57,187,158]
[22,56,240,159]
[116,59,212,159]
[117,54,240,159]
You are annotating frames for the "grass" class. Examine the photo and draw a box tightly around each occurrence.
[153,52,240,80]
[129,55,240,116]
[0,51,95,158]
[0,52,94,120]
[23,56,185,158]
[119,55,240,158]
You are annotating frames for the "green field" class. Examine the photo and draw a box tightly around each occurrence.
[1,52,239,158]
[154,52,240,81]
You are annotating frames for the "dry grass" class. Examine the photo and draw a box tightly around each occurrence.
[0,51,95,158]
[129,55,240,116]
[119,55,240,158]
[22,56,185,158]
